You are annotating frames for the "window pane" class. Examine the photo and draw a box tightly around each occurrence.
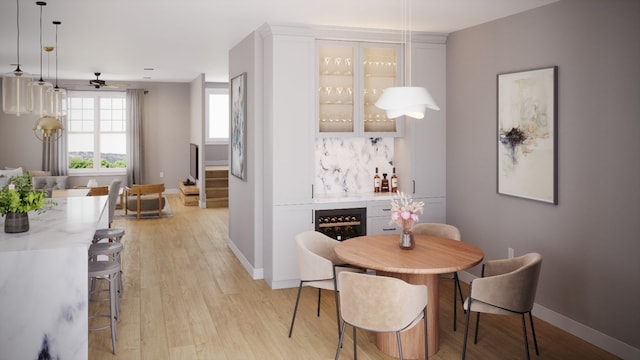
[209,93,229,139]
[100,133,126,168]
[68,134,94,169]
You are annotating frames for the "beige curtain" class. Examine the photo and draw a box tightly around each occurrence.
[126,89,145,186]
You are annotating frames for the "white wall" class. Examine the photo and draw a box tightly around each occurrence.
[446,0,640,357]
[0,80,191,191]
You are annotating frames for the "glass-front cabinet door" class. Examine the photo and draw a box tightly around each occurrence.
[318,43,355,133]
[362,45,402,135]
[316,41,403,137]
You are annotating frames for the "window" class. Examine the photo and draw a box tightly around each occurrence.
[67,91,127,173]
[205,86,229,144]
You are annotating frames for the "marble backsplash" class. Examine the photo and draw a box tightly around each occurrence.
[315,137,394,194]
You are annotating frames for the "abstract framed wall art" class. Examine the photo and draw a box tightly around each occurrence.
[497,66,558,204]
[230,72,247,181]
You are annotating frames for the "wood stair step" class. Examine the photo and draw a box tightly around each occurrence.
[206,197,228,208]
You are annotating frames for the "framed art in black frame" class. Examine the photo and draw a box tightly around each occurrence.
[497,66,558,204]
[230,72,247,181]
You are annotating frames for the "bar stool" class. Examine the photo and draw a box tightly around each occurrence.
[88,260,120,354]
[93,179,125,244]
[89,241,124,296]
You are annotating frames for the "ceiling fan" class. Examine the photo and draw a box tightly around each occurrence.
[89,72,128,89]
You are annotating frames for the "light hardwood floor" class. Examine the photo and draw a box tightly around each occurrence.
[89,194,620,359]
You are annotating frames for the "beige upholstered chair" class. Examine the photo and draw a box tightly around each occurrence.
[288,231,363,339]
[412,223,464,331]
[336,272,428,360]
[125,183,165,219]
[462,252,543,360]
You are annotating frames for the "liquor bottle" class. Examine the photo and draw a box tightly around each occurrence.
[374,167,381,193]
[391,167,398,193]
[381,173,390,192]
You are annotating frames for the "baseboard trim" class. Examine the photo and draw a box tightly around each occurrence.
[226,238,263,280]
[459,271,638,359]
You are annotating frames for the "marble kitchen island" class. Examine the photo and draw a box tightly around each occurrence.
[0,195,108,360]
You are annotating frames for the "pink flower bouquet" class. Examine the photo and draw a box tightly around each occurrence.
[389,192,424,232]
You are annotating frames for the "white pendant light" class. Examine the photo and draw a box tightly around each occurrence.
[375,0,440,119]
[28,1,54,118]
[2,0,34,116]
[46,20,67,118]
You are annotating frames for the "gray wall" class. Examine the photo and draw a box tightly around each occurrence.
[0,80,191,191]
[446,0,640,354]
[228,31,263,275]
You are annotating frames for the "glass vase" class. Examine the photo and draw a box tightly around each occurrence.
[399,230,414,250]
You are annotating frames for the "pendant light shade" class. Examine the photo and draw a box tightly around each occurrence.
[33,115,64,142]
[46,20,67,118]
[2,0,34,116]
[29,1,54,118]
[374,0,440,120]
[375,86,440,119]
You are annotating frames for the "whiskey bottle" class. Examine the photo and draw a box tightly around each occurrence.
[391,167,398,193]
[374,167,381,193]
[381,173,390,192]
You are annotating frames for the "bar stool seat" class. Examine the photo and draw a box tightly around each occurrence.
[93,228,125,244]
[88,260,120,354]
[89,241,124,296]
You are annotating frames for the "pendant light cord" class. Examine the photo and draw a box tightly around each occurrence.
[14,0,22,74]
[37,2,45,83]
[54,21,60,88]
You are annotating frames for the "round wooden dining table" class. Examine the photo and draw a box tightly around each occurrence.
[334,233,484,358]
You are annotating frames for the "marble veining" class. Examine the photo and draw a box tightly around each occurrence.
[315,137,394,195]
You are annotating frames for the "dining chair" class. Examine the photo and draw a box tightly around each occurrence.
[411,222,464,331]
[124,183,166,219]
[462,252,543,360]
[288,231,363,339]
[335,272,428,360]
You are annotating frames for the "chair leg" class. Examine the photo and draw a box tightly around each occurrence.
[453,275,458,331]
[335,321,347,360]
[423,307,428,359]
[333,285,341,340]
[473,312,481,344]
[528,312,540,356]
[353,326,358,360]
[396,331,403,360]
[521,314,531,360]
[462,307,472,360]
[288,282,303,338]
[455,273,465,310]
[317,288,322,317]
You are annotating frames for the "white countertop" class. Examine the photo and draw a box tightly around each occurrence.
[314,192,396,203]
[0,195,108,252]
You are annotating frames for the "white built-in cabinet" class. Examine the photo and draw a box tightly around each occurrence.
[393,42,446,201]
[253,25,446,289]
[259,25,316,289]
[316,41,404,137]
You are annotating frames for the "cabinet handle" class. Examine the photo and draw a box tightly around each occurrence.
[382,227,397,231]
[412,180,416,194]
[311,184,314,199]
[381,208,391,212]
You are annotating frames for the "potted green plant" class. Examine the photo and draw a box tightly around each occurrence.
[0,173,48,233]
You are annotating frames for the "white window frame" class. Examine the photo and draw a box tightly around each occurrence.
[66,91,127,176]
[205,85,229,145]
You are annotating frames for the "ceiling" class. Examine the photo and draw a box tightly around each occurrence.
[0,0,558,84]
